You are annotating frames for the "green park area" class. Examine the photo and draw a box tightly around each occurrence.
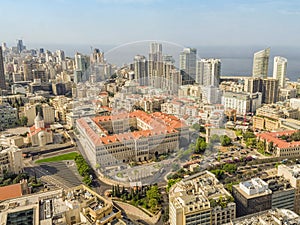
[35,152,79,163]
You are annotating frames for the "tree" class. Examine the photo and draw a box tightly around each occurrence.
[220,135,232,146]
[19,116,28,126]
[210,134,220,143]
[195,138,207,153]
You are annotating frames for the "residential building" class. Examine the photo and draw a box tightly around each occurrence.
[290,98,300,109]
[0,145,23,176]
[252,48,270,78]
[0,46,6,90]
[41,103,55,124]
[224,209,300,225]
[180,48,197,84]
[169,171,236,225]
[196,58,221,87]
[244,77,279,104]
[134,55,148,85]
[23,103,37,126]
[278,164,300,214]
[76,110,189,168]
[221,92,262,115]
[0,103,18,129]
[273,56,287,88]
[232,178,272,217]
[149,42,162,62]
[0,185,124,225]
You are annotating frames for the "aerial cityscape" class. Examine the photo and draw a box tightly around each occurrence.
[1,1,300,225]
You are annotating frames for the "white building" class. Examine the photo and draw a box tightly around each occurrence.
[0,146,23,176]
[196,58,221,87]
[290,98,300,109]
[273,56,287,88]
[252,48,270,78]
[221,92,262,115]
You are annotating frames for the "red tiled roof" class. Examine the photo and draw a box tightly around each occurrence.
[0,183,23,201]
[257,130,300,149]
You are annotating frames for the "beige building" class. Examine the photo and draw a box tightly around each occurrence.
[42,104,55,124]
[23,103,37,126]
[257,130,300,158]
[278,164,300,214]
[28,113,53,147]
[76,110,189,168]
[252,48,270,79]
[0,185,124,225]
[0,145,23,176]
[169,171,236,225]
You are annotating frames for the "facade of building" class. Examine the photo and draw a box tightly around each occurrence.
[0,185,124,225]
[0,145,23,176]
[256,130,300,158]
[252,48,270,78]
[244,77,279,104]
[273,56,287,88]
[221,92,262,115]
[232,178,272,217]
[0,46,6,90]
[169,171,236,225]
[76,110,189,168]
[180,48,197,84]
[28,112,53,147]
[0,103,18,129]
[278,164,300,214]
[134,55,148,86]
[149,42,162,62]
[196,58,221,87]
[224,209,300,225]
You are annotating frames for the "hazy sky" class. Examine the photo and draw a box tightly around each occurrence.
[1,0,300,47]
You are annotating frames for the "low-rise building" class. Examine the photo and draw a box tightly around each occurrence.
[256,130,300,158]
[169,171,236,225]
[76,110,189,168]
[225,208,300,225]
[0,185,124,225]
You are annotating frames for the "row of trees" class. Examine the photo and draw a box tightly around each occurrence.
[74,154,92,186]
[111,184,161,213]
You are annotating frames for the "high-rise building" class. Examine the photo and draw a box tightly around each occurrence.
[90,48,104,64]
[74,52,88,72]
[149,42,162,62]
[0,46,6,90]
[134,55,148,85]
[252,48,270,78]
[273,56,287,88]
[56,50,65,62]
[196,58,221,87]
[16,39,25,53]
[244,77,279,104]
[180,48,197,84]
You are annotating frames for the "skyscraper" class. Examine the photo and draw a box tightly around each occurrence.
[196,58,221,87]
[0,46,6,90]
[149,42,162,62]
[134,55,148,85]
[252,48,270,78]
[273,56,287,88]
[16,40,25,53]
[180,47,197,84]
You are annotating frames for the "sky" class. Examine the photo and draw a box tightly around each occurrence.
[1,0,300,47]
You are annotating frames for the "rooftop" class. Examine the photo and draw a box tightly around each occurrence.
[257,130,300,149]
[0,183,23,201]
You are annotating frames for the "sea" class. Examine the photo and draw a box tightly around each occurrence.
[27,42,300,81]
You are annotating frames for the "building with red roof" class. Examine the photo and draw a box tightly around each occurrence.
[256,130,300,157]
[76,110,189,168]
